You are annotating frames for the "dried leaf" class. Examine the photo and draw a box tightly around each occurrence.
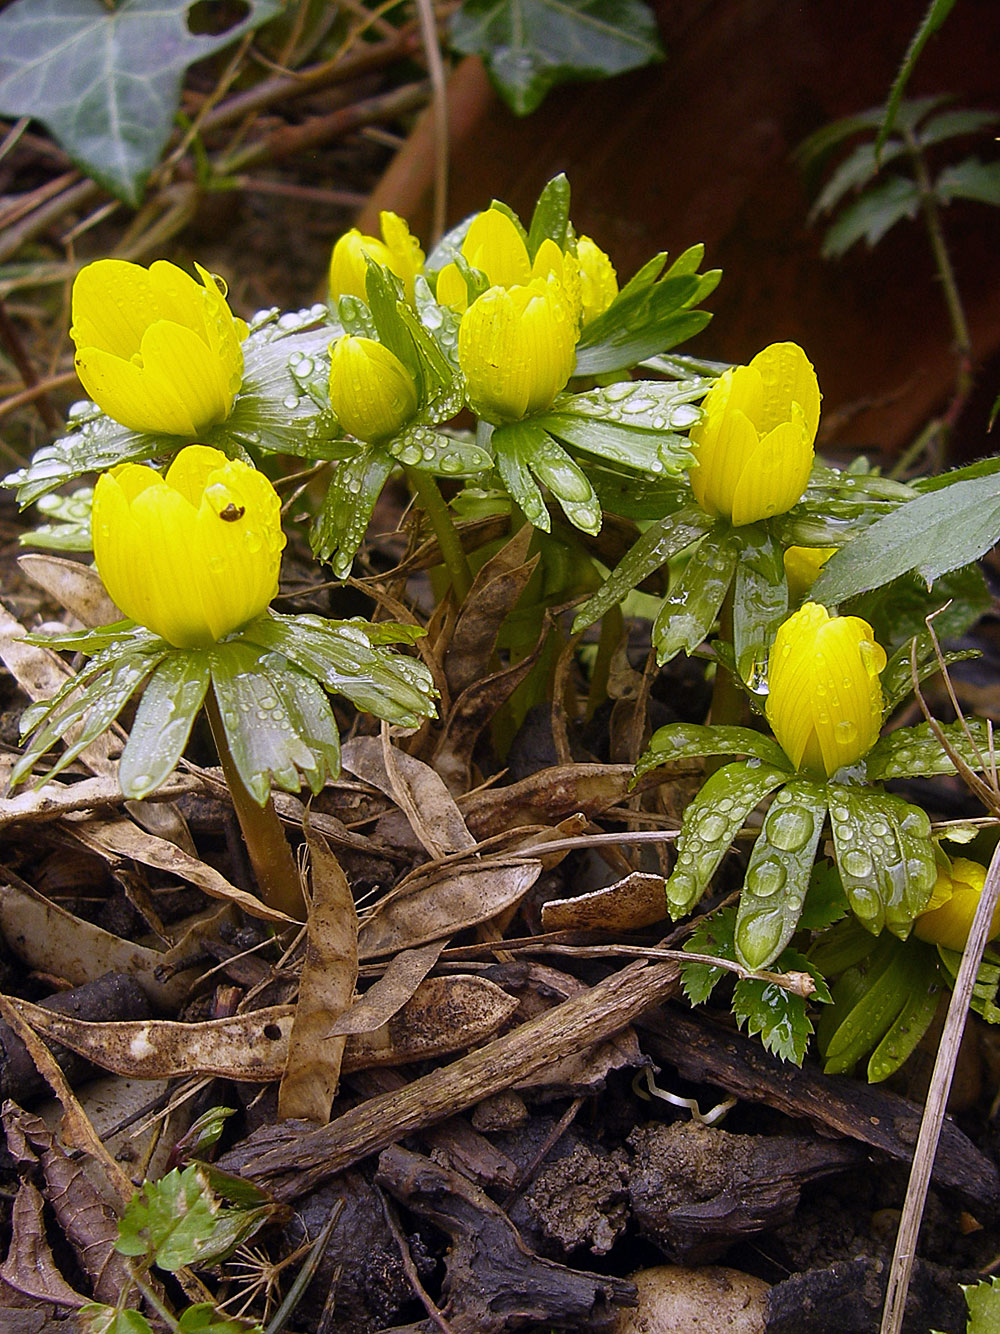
[342,735,475,857]
[0,771,198,830]
[18,554,120,629]
[358,859,540,959]
[0,1179,87,1308]
[329,941,444,1035]
[542,871,668,932]
[445,524,538,697]
[460,762,640,837]
[278,831,358,1123]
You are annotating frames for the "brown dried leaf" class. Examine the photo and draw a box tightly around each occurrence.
[342,735,475,858]
[278,831,358,1123]
[541,871,668,932]
[358,859,540,960]
[329,940,444,1036]
[0,771,198,830]
[445,524,538,697]
[0,1179,87,1308]
[460,762,642,837]
[18,554,121,630]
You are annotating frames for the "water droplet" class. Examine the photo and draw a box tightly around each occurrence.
[835,719,858,745]
[747,858,787,898]
[258,695,277,710]
[832,805,850,823]
[207,555,225,574]
[870,820,888,838]
[283,394,300,411]
[842,848,874,879]
[851,885,879,919]
[767,804,815,852]
[130,773,151,789]
[697,813,729,841]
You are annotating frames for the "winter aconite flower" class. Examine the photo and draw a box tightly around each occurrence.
[329,211,424,303]
[783,545,837,603]
[765,601,886,778]
[914,858,1000,951]
[328,336,418,443]
[458,277,577,423]
[690,341,821,527]
[92,445,284,648]
[576,235,618,326]
[70,260,247,437]
[436,208,581,319]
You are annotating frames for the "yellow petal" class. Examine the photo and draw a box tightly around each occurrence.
[689,398,756,517]
[435,263,469,313]
[462,209,531,288]
[783,546,837,602]
[750,341,821,441]
[138,320,234,433]
[74,345,201,437]
[576,235,618,326]
[328,336,418,442]
[728,415,814,526]
[380,210,425,299]
[329,229,393,301]
[914,858,999,950]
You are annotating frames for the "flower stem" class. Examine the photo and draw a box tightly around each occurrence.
[404,465,472,602]
[205,686,305,919]
[710,586,747,730]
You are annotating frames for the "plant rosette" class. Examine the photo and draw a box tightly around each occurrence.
[633,602,995,969]
[573,343,918,684]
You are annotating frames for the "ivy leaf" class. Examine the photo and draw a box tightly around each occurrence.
[0,0,283,205]
[449,0,663,116]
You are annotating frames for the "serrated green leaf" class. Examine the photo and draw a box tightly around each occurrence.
[732,947,825,1064]
[828,787,937,935]
[733,525,788,689]
[634,722,790,781]
[311,445,395,577]
[797,861,850,932]
[78,1307,153,1334]
[850,563,990,654]
[935,157,1000,207]
[813,471,1000,603]
[0,0,282,205]
[493,421,602,534]
[735,781,828,968]
[665,761,790,916]
[449,0,662,116]
[572,504,710,630]
[118,651,210,799]
[866,719,996,781]
[681,904,738,1004]
[527,173,571,257]
[653,524,740,664]
[821,175,921,257]
[919,107,999,146]
[810,139,908,219]
[961,1276,1000,1334]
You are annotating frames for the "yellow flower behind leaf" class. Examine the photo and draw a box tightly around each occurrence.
[92,445,285,649]
[690,342,821,527]
[458,277,577,423]
[576,235,618,326]
[765,601,885,778]
[71,260,247,438]
[783,545,837,603]
[328,336,418,443]
[914,858,1000,951]
[329,211,425,303]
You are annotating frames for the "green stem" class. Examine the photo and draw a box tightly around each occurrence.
[404,466,473,602]
[205,686,305,919]
[710,586,748,731]
[130,1265,183,1332]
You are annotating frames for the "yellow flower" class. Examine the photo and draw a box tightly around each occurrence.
[328,336,418,442]
[690,342,821,527]
[71,259,247,438]
[783,545,837,602]
[458,277,577,423]
[765,601,885,777]
[437,208,581,321]
[329,211,425,302]
[914,858,1000,951]
[92,445,285,648]
[576,235,618,326]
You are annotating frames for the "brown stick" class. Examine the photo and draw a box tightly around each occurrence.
[224,956,681,1199]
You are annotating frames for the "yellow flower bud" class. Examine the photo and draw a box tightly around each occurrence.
[328,336,419,442]
[92,445,285,648]
[690,342,821,527]
[576,235,618,326]
[458,278,577,423]
[914,858,1000,951]
[783,545,837,602]
[70,259,247,438]
[329,211,425,302]
[765,601,886,777]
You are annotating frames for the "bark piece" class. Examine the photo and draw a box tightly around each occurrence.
[764,1256,968,1334]
[375,1144,636,1332]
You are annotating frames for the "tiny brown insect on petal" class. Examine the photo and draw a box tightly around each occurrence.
[219,503,245,522]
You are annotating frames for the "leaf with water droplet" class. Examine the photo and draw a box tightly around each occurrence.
[733,945,830,1064]
[653,523,741,664]
[866,718,996,781]
[733,525,787,691]
[118,651,210,799]
[633,722,790,785]
[665,760,790,916]
[735,779,827,968]
[310,446,393,577]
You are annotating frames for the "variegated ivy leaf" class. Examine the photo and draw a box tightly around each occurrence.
[633,722,790,783]
[733,525,788,691]
[866,718,997,781]
[118,653,210,799]
[389,424,492,476]
[653,524,741,664]
[493,420,601,535]
[828,787,936,936]
[735,780,827,968]
[666,761,791,916]
[311,446,395,578]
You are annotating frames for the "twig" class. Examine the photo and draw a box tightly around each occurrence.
[412,0,450,244]
[380,1190,456,1333]
[0,296,61,429]
[0,368,77,423]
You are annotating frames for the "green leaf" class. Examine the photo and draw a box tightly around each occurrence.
[732,525,787,690]
[634,722,790,783]
[588,466,688,521]
[935,157,1000,207]
[527,174,571,257]
[681,904,738,1005]
[876,1,959,155]
[311,445,395,578]
[820,175,921,257]
[571,504,711,630]
[449,0,663,116]
[849,562,990,654]
[918,107,999,146]
[118,651,210,799]
[867,973,942,1082]
[735,781,828,968]
[7,406,167,507]
[733,948,828,1065]
[813,471,1000,603]
[173,1106,237,1161]
[493,421,602,534]
[797,861,850,932]
[243,613,437,728]
[538,378,705,476]
[575,269,715,375]
[177,1304,262,1334]
[652,525,740,664]
[117,1165,271,1271]
[0,0,283,205]
[880,628,979,714]
[23,486,94,552]
[810,139,908,219]
[866,719,997,781]
[828,787,937,936]
[665,762,790,916]
[79,1307,153,1334]
[389,423,492,476]
[961,1276,1000,1334]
